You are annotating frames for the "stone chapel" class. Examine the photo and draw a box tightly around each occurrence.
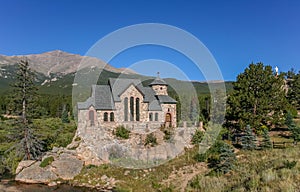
[77,74,177,130]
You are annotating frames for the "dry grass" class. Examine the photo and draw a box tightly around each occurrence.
[187,144,300,192]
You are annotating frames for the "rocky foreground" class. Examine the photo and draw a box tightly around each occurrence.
[15,126,196,189]
[15,146,83,185]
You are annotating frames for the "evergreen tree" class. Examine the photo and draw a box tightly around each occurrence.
[241,125,257,150]
[61,105,70,123]
[207,141,236,174]
[216,142,236,174]
[10,60,44,160]
[226,63,288,132]
[286,69,300,109]
[260,128,272,149]
[286,112,300,145]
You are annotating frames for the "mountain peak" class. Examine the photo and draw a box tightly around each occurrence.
[0,50,136,76]
[46,50,66,54]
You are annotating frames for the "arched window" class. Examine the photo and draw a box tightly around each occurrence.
[149,112,153,121]
[165,113,171,123]
[136,98,140,121]
[110,112,114,122]
[89,110,95,126]
[104,112,108,122]
[155,112,158,121]
[130,97,134,121]
[124,97,128,121]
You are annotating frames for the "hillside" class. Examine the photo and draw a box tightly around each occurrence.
[0,50,136,76]
[0,50,233,95]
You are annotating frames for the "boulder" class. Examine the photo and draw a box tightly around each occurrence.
[15,162,58,183]
[51,157,83,180]
[15,160,36,174]
[15,151,84,183]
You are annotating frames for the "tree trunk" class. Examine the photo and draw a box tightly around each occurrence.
[24,127,31,160]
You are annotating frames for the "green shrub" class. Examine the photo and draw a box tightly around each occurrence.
[191,129,204,144]
[282,160,297,169]
[115,126,130,139]
[40,156,54,167]
[286,107,298,118]
[163,129,173,141]
[194,153,207,162]
[207,154,220,169]
[145,133,157,147]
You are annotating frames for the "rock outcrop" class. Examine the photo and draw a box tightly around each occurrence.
[15,147,83,184]
[15,125,196,184]
[74,126,195,169]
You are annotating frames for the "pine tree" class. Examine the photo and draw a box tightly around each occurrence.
[286,112,300,145]
[286,69,300,109]
[241,125,257,150]
[216,142,236,174]
[10,60,44,160]
[226,63,288,132]
[61,105,70,123]
[285,112,295,129]
[260,128,272,149]
[207,141,236,174]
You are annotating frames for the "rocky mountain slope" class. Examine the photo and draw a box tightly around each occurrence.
[0,50,233,95]
[0,50,135,76]
[0,50,140,94]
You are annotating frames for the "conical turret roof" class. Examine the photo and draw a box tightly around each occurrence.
[149,72,168,86]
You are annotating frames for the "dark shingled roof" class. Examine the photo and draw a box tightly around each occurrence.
[93,85,115,110]
[78,78,175,111]
[156,95,177,104]
[77,97,94,109]
[149,76,168,86]
[141,87,162,110]
[77,85,115,110]
[109,78,142,102]
[149,100,162,111]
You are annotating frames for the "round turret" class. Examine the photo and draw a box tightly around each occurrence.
[149,72,168,95]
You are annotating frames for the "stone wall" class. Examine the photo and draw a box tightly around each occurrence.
[151,85,168,95]
[161,103,177,127]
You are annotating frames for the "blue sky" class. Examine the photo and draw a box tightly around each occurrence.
[0,0,299,81]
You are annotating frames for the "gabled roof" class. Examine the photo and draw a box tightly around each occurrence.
[117,83,145,98]
[77,85,115,110]
[77,97,94,109]
[78,77,176,111]
[141,87,162,110]
[109,78,142,102]
[156,95,177,104]
[148,100,162,111]
[141,87,156,102]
